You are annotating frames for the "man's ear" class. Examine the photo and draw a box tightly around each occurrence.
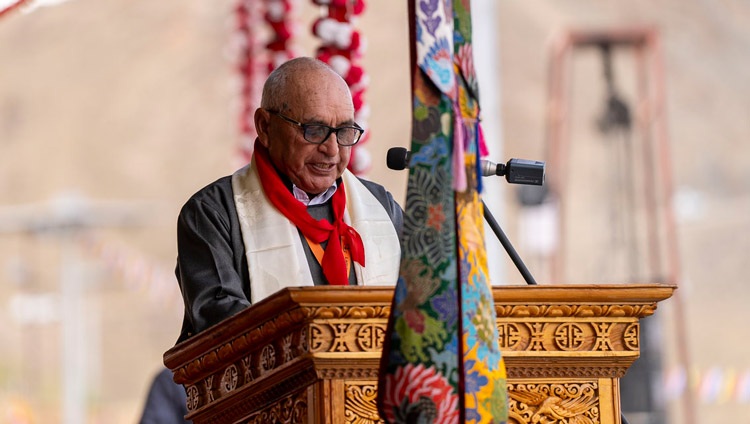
[254,108,271,147]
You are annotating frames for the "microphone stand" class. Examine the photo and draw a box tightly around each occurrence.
[481,200,537,285]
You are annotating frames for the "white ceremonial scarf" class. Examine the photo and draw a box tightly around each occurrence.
[231,160,401,303]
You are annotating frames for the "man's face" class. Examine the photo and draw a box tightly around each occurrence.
[256,69,355,195]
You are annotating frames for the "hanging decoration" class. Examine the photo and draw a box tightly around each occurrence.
[377,0,508,422]
[264,0,296,70]
[234,0,371,176]
[235,0,261,163]
[235,0,296,164]
[311,0,371,175]
[0,0,32,18]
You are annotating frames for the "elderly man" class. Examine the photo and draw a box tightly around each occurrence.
[175,57,402,343]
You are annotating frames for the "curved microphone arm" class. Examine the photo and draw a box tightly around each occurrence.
[481,200,537,285]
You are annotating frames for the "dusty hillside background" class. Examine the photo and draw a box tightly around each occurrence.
[1,0,749,423]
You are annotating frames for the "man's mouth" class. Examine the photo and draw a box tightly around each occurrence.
[311,163,335,172]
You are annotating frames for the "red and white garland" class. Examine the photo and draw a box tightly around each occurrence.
[264,0,296,70]
[234,0,260,163]
[0,0,33,18]
[234,0,370,175]
[235,0,297,163]
[311,0,370,174]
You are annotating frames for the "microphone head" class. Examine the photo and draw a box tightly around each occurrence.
[506,158,545,185]
[386,147,409,170]
[479,160,498,177]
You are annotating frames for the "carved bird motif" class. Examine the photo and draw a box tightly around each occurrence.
[510,390,597,424]
[344,386,380,423]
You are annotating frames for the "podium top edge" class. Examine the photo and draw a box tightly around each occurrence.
[274,283,677,304]
[163,283,675,368]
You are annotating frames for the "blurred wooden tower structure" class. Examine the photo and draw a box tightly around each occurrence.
[542,27,694,424]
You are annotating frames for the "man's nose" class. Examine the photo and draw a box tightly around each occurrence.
[317,131,340,155]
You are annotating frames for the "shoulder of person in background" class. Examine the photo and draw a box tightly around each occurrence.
[139,367,190,424]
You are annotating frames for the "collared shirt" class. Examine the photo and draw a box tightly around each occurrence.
[292,181,338,206]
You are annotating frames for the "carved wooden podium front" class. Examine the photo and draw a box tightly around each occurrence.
[163,284,674,424]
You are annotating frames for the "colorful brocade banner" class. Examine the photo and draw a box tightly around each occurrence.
[377,0,508,423]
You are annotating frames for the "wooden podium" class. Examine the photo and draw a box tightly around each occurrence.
[163,284,674,423]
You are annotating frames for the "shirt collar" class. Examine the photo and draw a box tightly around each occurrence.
[272,163,340,206]
[292,181,338,206]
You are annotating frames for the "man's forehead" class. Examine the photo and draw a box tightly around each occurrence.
[289,69,345,93]
[282,74,353,113]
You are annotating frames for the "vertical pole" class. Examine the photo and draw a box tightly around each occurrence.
[60,233,87,424]
[546,34,571,283]
[635,41,662,281]
[1,193,142,423]
[472,0,506,285]
[650,32,697,424]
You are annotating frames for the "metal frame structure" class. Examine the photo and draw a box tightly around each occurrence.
[544,26,694,424]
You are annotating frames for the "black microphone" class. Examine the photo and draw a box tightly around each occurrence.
[386,147,410,171]
[480,159,546,186]
[387,147,546,186]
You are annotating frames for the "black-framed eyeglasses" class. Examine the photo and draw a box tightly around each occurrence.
[268,110,364,146]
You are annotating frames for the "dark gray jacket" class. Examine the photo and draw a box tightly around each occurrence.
[175,175,402,344]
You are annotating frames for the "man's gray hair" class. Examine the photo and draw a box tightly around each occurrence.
[260,57,342,112]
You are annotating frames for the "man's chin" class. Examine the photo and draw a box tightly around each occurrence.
[298,180,335,196]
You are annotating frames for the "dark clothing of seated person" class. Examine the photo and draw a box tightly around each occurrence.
[138,367,189,424]
[174,57,402,344]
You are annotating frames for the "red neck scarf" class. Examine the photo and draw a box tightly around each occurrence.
[253,141,365,285]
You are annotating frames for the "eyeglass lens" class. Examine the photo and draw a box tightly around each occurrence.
[304,125,361,145]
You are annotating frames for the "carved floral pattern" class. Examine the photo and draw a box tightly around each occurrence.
[244,388,308,424]
[321,380,603,424]
[307,305,391,320]
[496,304,656,318]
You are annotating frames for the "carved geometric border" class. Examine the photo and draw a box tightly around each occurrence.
[498,320,640,352]
[186,360,317,418]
